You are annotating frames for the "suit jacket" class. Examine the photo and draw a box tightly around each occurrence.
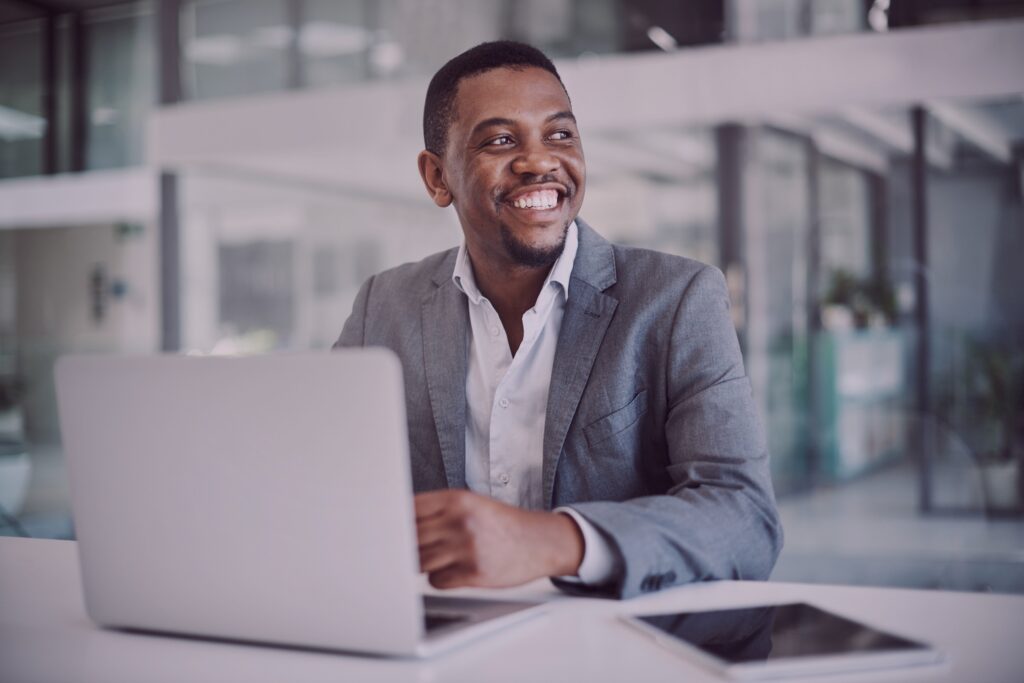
[334,219,783,599]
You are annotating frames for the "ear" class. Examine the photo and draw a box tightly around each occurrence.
[417,150,453,207]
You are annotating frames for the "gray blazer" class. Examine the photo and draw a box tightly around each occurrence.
[334,219,782,599]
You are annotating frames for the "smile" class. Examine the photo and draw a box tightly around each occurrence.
[504,186,565,212]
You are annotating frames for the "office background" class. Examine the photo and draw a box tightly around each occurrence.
[1,0,1022,593]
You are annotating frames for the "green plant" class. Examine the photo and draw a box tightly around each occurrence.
[0,375,24,413]
[822,269,897,327]
[968,340,1024,465]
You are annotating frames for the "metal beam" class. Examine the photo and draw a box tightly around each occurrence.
[716,124,746,345]
[805,136,823,487]
[69,10,87,172]
[159,171,180,351]
[157,0,182,351]
[157,0,181,105]
[284,0,304,90]
[910,105,932,514]
[41,10,57,173]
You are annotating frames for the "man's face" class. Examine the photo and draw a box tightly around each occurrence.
[435,66,585,269]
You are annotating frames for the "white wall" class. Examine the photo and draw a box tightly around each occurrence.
[13,222,159,441]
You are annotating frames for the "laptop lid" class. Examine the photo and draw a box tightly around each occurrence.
[55,350,425,655]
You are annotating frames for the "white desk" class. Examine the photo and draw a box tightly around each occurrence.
[2,537,1023,683]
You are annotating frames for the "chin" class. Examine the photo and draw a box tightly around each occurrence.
[500,221,568,268]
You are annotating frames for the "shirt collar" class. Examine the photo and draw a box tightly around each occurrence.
[452,220,579,305]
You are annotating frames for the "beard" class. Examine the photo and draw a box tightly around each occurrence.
[499,220,570,268]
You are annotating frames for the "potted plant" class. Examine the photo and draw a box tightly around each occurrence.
[0,373,30,521]
[821,270,896,331]
[967,342,1024,511]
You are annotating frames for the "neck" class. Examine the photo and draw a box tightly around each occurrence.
[465,249,553,357]
[470,254,550,320]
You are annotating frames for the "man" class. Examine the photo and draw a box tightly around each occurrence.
[335,41,782,599]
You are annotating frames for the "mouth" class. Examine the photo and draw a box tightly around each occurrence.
[501,184,568,217]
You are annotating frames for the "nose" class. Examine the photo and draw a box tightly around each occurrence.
[511,136,559,176]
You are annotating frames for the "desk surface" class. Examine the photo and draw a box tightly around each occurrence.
[2,537,1023,683]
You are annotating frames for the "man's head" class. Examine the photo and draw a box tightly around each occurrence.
[418,41,586,270]
[422,41,566,157]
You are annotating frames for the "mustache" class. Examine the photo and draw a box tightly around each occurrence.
[497,175,573,202]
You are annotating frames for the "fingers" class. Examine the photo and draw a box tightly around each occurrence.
[416,514,455,549]
[414,489,460,520]
[415,492,472,578]
[428,563,471,590]
[419,538,457,574]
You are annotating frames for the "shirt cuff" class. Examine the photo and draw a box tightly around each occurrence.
[554,506,618,586]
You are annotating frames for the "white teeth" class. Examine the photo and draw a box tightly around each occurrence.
[511,189,559,210]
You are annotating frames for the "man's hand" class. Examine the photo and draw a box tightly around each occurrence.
[415,490,584,589]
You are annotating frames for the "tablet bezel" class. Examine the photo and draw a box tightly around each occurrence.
[621,602,945,680]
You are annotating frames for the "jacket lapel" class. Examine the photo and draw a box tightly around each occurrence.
[542,220,618,508]
[422,251,468,489]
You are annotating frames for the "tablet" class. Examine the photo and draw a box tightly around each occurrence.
[623,603,944,680]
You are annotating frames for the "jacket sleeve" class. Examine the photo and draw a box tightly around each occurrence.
[553,266,783,599]
[332,276,375,349]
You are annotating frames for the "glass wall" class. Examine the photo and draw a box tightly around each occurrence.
[0,19,44,178]
[178,0,1024,102]
[0,1,154,179]
[2,1,1023,597]
[177,169,460,353]
[922,100,1024,516]
[0,220,159,539]
[85,4,155,169]
[5,1,1024,177]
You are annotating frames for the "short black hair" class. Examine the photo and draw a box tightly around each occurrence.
[422,40,567,156]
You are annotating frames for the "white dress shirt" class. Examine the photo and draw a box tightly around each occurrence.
[451,221,616,585]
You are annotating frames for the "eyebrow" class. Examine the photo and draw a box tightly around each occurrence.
[546,110,577,125]
[469,110,577,138]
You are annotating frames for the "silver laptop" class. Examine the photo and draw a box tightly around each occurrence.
[55,351,544,657]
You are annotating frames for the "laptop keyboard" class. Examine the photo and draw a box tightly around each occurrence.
[424,611,469,632]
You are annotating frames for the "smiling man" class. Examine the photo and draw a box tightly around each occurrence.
[335,41,782,599]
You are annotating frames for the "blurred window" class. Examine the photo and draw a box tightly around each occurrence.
[85,4,154,169]
[0,19,44,178]
[183,0,290,100]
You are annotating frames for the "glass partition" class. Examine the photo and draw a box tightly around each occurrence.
[177,169,460,353]
[0,19,44,178]
[2,3,1023,599]
[85,4,155,170]
[0,221,159,539]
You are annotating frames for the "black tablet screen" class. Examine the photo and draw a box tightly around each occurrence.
[636,603,929,665]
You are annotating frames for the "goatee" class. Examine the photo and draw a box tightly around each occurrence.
[499,221,569,268]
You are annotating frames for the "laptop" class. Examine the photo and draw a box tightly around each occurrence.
[54,351,545,657]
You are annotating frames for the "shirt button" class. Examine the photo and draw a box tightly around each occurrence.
[498,473,510,485]
[499,397,510,408]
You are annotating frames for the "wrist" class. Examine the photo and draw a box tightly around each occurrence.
[538,511,584,577]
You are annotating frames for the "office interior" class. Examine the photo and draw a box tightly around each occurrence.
[0,0,1022,594]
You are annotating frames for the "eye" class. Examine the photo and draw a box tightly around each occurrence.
[486,135,514,147]
[549,130,574,141]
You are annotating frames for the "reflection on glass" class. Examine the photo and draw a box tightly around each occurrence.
[179,169,458,353]
[638,602,930,665]
[639,605,775,663]
[923,99,1024,515]
[86,5,154,170]
[183,0,290,100]
[0,19,44,179]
